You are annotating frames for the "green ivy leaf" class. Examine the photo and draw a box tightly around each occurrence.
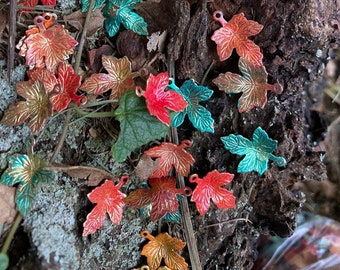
[221,127,286,175]
[0,155,54,216]
[0,253,9,270]
[112,91,169,162]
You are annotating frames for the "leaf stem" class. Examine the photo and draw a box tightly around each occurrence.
[1,213,23,254]
[7,0,17,81]
[73,106,115,118]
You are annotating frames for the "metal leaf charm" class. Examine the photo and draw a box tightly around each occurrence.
[211,11,263,65]
[221,127,286,175]
[213,57,283,112]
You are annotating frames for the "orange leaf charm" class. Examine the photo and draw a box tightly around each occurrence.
[83,176,129,236]
[189,170,236,215]
[144,140,195,177]
[211,11,263,66]
[136,72,187,126]
[140,230,188,270]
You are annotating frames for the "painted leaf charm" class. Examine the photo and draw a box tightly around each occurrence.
[102,0,148,37]
[136,72,187,126]
[83,176,129,236]
[1,80,52,133]
[189,170,236,215]
[113,91,169,162]
[169,79,214,133]
[18,0,56,9]
[81,0,105,12]
[221,127,286,175]
[211,11,263,65]
[0,154,53,216]
[140,230,188,270]
[124,176,192,221]
[213,58,283,112]
[80,56,135,101]
[17,14,78,72]
[144,140,195,177]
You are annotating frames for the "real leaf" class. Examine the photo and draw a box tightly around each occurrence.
[83,176,129,236]
[221,127,286,175]
[169,79,214,133]
[80,56,135,101]
[112,90,169,162]
[136,72,187,126]
[213,57,283,112]
[211,11,263,65]
[189,170,236,215]
[135,154,160,180]
[124,176,191,221]
[140,230,188,270]
[0,154,53,216]
[0,184,17,224]
[144,140,195,177]
[1,80,52,133]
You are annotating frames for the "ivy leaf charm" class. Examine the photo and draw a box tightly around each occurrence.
[136,72,187,126]
[0,154,53,216]
[140,230,188,270]
[189,170,236,215]
[169,79,215,133]
[213,57,283,112]
[221,127,286,175]
[83,176,129,236]
[124,176,192,221]
[81,0,105,12]
[211,11,263,65]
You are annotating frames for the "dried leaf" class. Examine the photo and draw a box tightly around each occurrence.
[1,80,52,133]
[83,176,129,236]
[211,11,263,65]
[213,58,283,112]
[124,176,191,221]
[136,72,187,126]
[144,140,195,177]
[189,170,236,215]
[140,230,188,270]
[221,127,286,175]
[0,154,54,216]
[169,79,214,133]
[147,31,167,52]
[87,45,114,72]
[135,154,160,180]
[0,184,17,224]
[80,56,135,101]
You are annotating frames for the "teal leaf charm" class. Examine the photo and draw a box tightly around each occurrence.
[169,79,215,133]
[221,127,286,175]
[0,155,54,216]
[102,0,148,37]
[81,0,105,12]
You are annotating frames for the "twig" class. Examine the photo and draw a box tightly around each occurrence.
[0,213,23,254]
[8,0,17,81]
[200,217,252,230]
[168,61,202,270]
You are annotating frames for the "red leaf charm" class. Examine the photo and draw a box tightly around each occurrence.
[136,72,187,126]
[211,11,263,66]
[124,176,192,221]
[17,14,78,72]
[189,170,236,215]
[83,176,129,236]
[144,140,195,177]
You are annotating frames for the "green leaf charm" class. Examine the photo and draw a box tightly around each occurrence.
[102,0,148,37]
[221,127,286,175]
[0,155,53,216]
[112,90,169,162]
[169,79,215,133]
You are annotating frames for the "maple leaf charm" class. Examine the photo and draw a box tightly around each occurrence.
[190,170,236,215]
[213,57,283,112]
[17,14,78,72]
[124,176,192,221]
[136,72,187,126]
[140,230,188,270]
[211,11,263,66]
[0,154,53,216]
[221,127,286,175]
[169,79,215,133]
[83,176,129,236]
[144,140,195,177]
[80,56,135,101]
[1,80,52,133]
